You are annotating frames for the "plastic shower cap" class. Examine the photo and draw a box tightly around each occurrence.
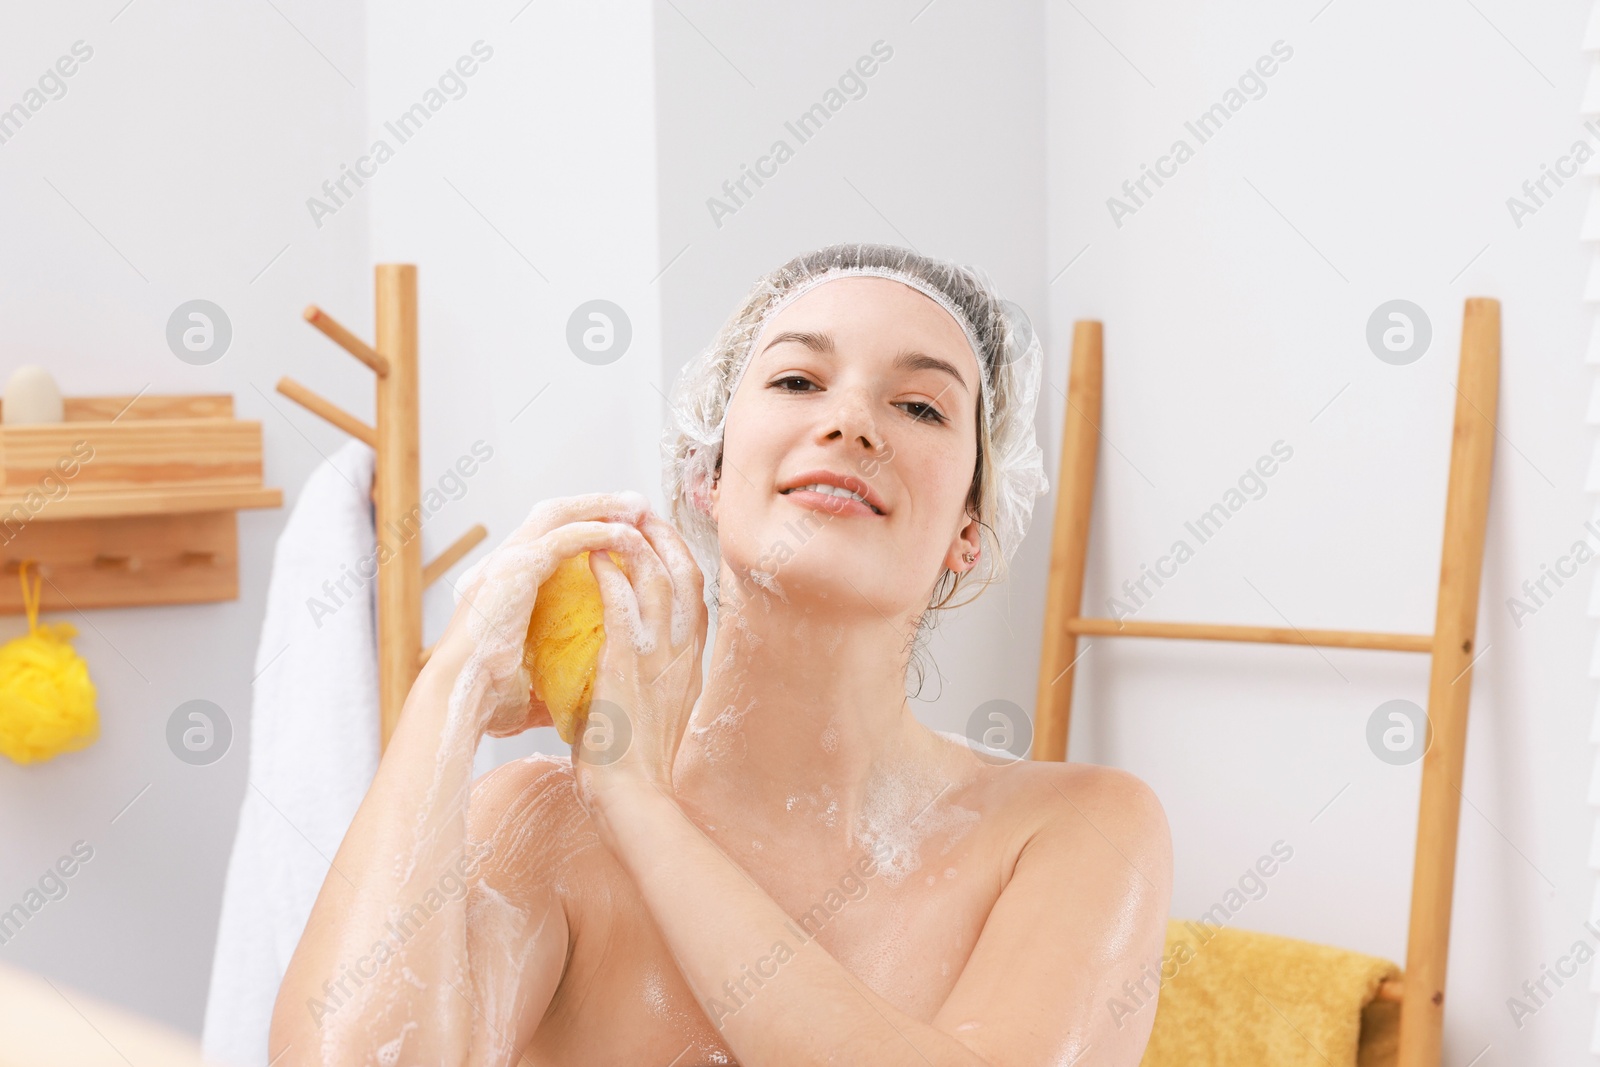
[660,242,1049,612]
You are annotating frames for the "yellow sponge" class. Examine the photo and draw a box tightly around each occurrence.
[0,621,98,765]
[522,551,622,743]
[0,562,97,765]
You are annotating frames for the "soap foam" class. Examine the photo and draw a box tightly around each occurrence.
[686,697,751,765]
[779,784,840,828]
[852,757,980,888]
[466,881,547,1063]
[744,566,787,601]
[936,725,1025,768]
[819,798,839,827]
[375,1022,417,1067]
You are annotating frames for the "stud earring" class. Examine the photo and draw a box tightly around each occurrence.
[963,551,976,565]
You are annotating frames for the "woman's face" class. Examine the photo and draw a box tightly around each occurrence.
[708,276,983,619]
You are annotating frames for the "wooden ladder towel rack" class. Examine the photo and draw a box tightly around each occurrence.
[1032,298,1499,1067]
[276,263,488,751]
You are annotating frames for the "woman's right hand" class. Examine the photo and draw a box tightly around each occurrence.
[434,490,660,739]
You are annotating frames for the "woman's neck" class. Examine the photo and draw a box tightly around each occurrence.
[672,582,947,846]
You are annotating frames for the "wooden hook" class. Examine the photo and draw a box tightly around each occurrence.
[423,524,488,588]
[303,306,389,377]
[275,377,377,447]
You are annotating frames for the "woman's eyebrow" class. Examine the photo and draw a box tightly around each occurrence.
[761,331,971,395]
[761,330,834,355]
[892,349,971,395]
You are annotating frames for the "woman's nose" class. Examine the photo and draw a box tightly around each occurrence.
[821,388,884,454]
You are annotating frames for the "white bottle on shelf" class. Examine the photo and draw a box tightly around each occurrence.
[2,365,64,424]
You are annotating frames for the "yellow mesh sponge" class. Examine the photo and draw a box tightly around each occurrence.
[522,551,623,744]
[0,563,98,765]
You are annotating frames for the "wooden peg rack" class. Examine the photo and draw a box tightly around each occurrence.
[277,264,487,751]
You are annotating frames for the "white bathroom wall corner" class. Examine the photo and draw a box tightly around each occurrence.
[1581,0,1600,1052]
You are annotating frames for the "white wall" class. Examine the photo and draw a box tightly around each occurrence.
[359,0,662,773]
[0,0,367,1033]
[1048,0,1593,1061]
[652,0,1052,749]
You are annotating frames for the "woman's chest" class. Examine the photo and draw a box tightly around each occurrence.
[526,830,1003,1066]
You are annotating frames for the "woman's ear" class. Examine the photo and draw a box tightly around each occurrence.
[943,509,982,572]
[687,462,721,523]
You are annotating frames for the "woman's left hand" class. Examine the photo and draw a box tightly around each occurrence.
[573,505,708,808]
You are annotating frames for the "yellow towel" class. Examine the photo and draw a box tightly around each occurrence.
[1139,919,1400,1067]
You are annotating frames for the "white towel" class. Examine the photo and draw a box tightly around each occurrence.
[202,440,381,1065]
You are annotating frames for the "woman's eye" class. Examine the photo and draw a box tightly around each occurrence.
[768,377,945,424]
[899,401,947,424]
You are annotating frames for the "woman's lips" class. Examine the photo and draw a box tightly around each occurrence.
[778,487,885,518]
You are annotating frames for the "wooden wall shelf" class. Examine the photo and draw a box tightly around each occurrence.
[0,393,282,613]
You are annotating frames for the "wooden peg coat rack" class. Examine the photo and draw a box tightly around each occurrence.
[277,264,486,751]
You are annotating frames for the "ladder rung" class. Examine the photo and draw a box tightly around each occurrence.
[1067,617,1433,653]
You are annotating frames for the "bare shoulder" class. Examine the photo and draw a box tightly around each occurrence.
[1034,762,1170,883]
[469,751,578,830]
[932,731,1172,880]
[1022,760,1170,839]
[468,753,602,883]
[929,746,1174,1064]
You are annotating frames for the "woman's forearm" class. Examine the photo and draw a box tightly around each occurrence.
[269,632,484,1063]
[590,776,989,1067]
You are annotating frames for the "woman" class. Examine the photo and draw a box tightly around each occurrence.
[270,244,1173,1066]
